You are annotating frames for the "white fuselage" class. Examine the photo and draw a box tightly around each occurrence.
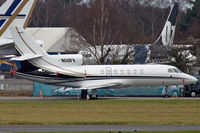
[63,65,197,88]
[16,64,198,89]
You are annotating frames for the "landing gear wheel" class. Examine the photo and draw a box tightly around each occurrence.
[90,89,98,100]
[163,94,169,98]
[191,91,196,97]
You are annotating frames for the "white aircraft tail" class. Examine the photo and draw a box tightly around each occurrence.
[10,26,83,76]
[10,26,46,61]
[153,3,178,46]
[10,26,83,66]
[0,0,37,38]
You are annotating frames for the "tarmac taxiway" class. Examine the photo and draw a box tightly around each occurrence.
[0,125,200,132]
[0,96,199,101]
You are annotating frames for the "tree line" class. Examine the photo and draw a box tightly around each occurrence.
[0,0,199,66]
[27,0,200,44]
[0,0,198,45]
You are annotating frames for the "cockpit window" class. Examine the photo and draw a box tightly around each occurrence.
[168,69,174,73]
[168,68,182,73]
[173,68,179,73]
[176,68,183,73]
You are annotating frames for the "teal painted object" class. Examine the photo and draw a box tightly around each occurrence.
[167,86,181,96]
[33,82,181,97]
[33,82,53,96]
[54,87,81,96]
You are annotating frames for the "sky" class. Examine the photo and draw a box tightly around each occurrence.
[80,0,195,12]
[139,0,195,11]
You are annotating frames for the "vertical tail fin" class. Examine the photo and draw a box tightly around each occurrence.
[10,26,46,61]
[0,0,37,38]
[153,3,178,46]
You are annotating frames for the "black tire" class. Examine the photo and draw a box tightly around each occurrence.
[163,94,168,98]
[90,94,98,100]
[191,91,196,97]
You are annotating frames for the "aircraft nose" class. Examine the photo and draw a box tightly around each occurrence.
[188,75,198,84]
[193,77,198,83]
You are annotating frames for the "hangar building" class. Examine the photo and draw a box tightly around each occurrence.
[26,27,85,53]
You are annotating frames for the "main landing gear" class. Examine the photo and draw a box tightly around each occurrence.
[81,89,98,100]
[81,90,88,99]
[162,86,169,97]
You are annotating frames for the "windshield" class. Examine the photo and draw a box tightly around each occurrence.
[168,68,182,73]
[176,68,183,73]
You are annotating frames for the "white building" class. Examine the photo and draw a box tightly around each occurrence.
[26,27,87,53]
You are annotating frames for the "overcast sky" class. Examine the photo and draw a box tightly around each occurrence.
[81,0,195,12]
[140,0,195,11]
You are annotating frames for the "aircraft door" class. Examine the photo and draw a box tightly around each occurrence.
[106,67,112,76]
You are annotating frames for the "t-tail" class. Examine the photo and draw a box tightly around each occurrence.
[10,26,83,76]
[153,3,178,46]
[0,0,37,38]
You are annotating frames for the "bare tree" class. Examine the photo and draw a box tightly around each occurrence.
[69,0,123,64]
[0,0,5,6]
[29,0,43,26]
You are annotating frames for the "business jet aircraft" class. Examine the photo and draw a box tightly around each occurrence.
[9,26,197,99]
[0,0,36,56]
[0,1,196,99]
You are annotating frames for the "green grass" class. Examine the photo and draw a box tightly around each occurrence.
[1,99,200,125]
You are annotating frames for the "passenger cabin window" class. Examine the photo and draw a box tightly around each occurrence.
[134,70,137,74]
[120,70,124,75]
[127,70,131,75]
[140,69,144,74]
[114,70,118,74]
[168,69,174,73]
[100,70,105,75]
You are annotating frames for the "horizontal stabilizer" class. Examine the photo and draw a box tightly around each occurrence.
[10,54,42,61]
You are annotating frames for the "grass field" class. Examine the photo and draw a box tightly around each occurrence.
[0,99,200,125]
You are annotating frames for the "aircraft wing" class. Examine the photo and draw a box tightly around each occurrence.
[79,81,123,90]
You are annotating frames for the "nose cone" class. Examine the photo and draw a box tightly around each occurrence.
[192,76,198,83]
[186,75,198,84]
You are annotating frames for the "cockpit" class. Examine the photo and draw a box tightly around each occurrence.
[168,68,183,73]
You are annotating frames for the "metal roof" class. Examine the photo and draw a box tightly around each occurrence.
[26,27,71,51]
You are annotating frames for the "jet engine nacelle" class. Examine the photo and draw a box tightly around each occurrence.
[36,40,45,48]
